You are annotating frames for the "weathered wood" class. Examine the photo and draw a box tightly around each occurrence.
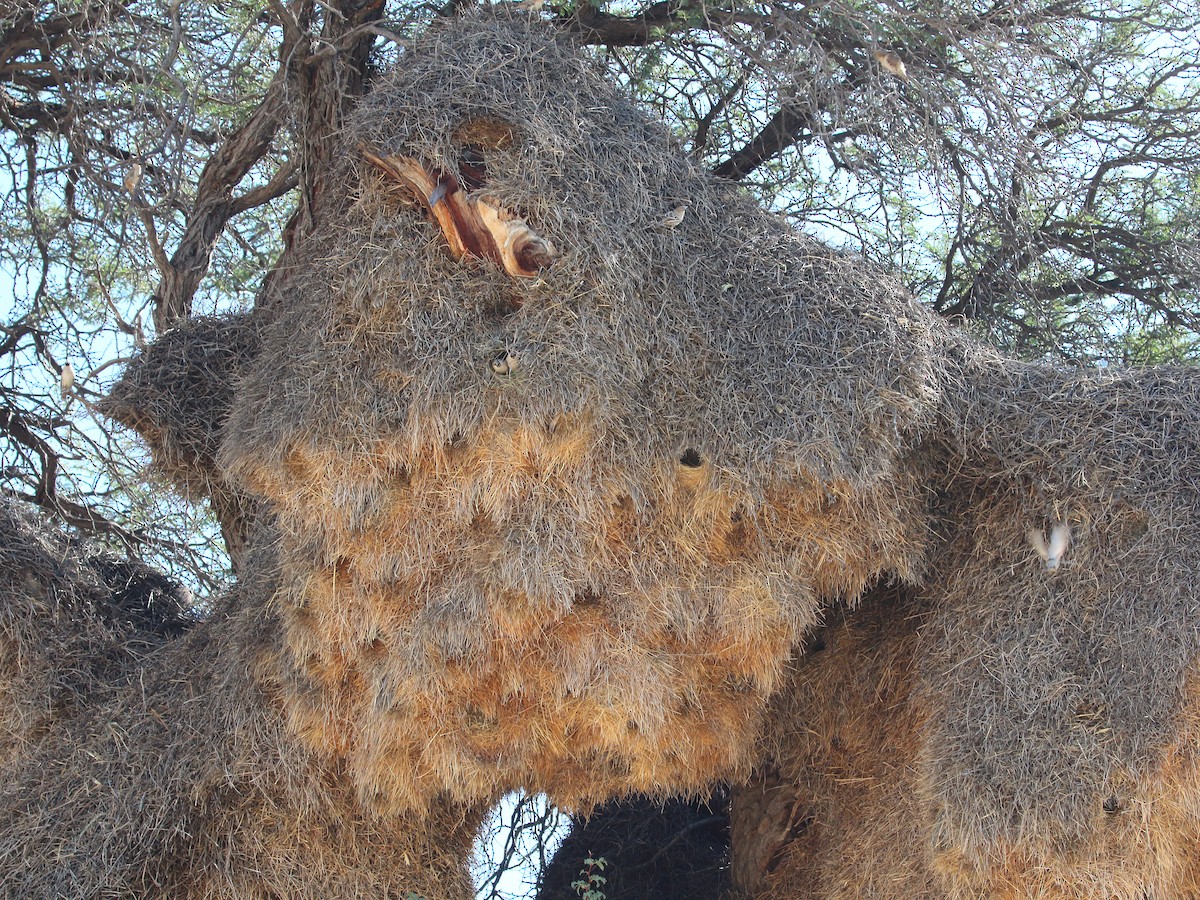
[364,149,557,278]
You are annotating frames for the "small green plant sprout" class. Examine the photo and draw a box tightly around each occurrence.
[571,855,608,900]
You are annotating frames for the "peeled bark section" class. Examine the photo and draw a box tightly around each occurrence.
[364,149,556,278]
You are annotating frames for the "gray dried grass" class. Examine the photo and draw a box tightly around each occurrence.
[0,502,481,898]
[102,314,264,570]
[918,349,1200,894]
[758,347,1200,895]
[0,499,193,763]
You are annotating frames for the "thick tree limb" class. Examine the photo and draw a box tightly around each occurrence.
[711,98,817,181]
[151,71,293,329]
[290,0,386,242]
[561,1,762,47]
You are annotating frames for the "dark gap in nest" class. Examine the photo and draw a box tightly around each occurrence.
[456,145,488,190]
[469,513,496,536]
[722,674,756,694]
[1103,796,1122,815]
[679,448,702,468]
[91,556,196,638]
[384,460,411,488]
[481,293,522,317]
[464,703,497,729]
[726,510,748,552]
[574,588,602,608]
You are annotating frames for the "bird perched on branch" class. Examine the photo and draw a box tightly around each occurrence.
[123,162,143,195]
[873,50,909,82]
[655,204,688,230]
[60,363,75,397]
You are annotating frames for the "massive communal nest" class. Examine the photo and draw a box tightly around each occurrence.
[218,10,941,812]
[0,502,479,898]
[14,8,1198,897]
[752,352,1200,897]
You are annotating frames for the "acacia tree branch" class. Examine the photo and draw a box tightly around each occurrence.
[690,73,744,159]
[284,0,385,252]
[151,68,294,329]
[560,0,764,47]
[711,94,818,181]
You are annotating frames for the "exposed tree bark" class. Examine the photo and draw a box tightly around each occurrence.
[151,72,297,330]
[729,765,811,895]
[364,150,557,278]
[290,0,386,247]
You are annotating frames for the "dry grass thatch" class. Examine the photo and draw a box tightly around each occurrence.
[741,584,941,898]
[919,351,1200,895]
[102,314,264,570]
[754,344,1200,895]
[210,11,1200,890]
[23,7,1198,895]
[0,501,481,898]
[0,498,194,764]
[218,8,939,814]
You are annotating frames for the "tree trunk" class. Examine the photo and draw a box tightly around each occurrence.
[730,765,811,896]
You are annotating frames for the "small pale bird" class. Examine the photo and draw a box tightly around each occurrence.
[490,350,519,376]
[60,363,75,396]
[123,162,143,195]
[1028,522,1071,571]
[656,204,687,230]
[873,50,909,82]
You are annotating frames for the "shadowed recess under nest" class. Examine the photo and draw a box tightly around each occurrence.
[0,499,195,763]
[219,9,941,815]
[537,790,731,900]
[0,502,481,898]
